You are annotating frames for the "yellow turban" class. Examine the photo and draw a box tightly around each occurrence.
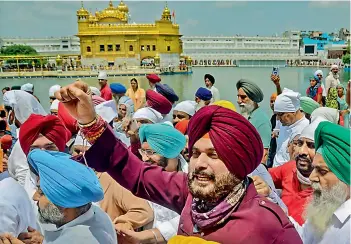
[212,100,236,112]
[168,236,219,244]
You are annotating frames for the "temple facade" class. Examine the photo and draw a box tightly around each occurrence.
[76,1,182,67]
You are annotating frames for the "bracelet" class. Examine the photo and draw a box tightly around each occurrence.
[78,116,97,128]
[150,230,158,244]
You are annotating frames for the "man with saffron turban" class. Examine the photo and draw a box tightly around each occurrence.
[290,122,350,244]
[236,79,271,163]
[55,80,302,243]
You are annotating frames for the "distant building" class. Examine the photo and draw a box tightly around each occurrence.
[339,28,350,42]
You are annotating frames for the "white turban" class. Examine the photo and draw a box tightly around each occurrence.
[133,107,163,124]
[174,100,196,116]
[95,100,117,123]
[49,85,61,97]
[118,96,134,117]
[3,90,47,124]
[90,87,101,97]
[274,88,301,113]
[331,64,339,70]
[300,117,327,141]
[314,70,323,77]
[311,107,339,124]
[74,133,91,147]
[50,99,59,112]
[21,83,34,93]
[98,71,107,80]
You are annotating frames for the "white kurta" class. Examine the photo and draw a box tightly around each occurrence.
[208,86,220,102]
[290,199,350,244]
[8,139,28,186]
[0,172,37,237]
[41,205,117,244]
[273,116,309,167]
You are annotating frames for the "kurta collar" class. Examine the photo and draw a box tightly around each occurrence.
[334,199,351,224]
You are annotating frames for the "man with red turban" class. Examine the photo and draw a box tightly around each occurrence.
[146,90,172,115]
[56,80,302,243]
[146,74,161,91]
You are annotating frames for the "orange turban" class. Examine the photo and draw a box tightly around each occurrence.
[175,119,190,135]
[270,93,278,101]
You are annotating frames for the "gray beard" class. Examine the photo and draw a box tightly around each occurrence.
[304,181,348,238]
[38,202,66,227]
[239,101,256,119]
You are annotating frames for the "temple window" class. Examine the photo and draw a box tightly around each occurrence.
[107,44,113,51]
[129,45,133,51]
[116,44,121,51]
[87,46,91,52]
[141,45,145,51]
[100,45,105,52]
[147,45,150,51]
[152,45,156,51]
[167,46,171,51]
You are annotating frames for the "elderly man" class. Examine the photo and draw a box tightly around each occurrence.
[98,71,112,101]
[325,65,340,95]
[291,122,350,244]
[204,74,220,102]
[236,79,271,162]
[54,80,302,243]
[146,74,161,91]
[110,83,127,104]
[173,101,196,126]
[195,87,212,112]
[273,88,309,167]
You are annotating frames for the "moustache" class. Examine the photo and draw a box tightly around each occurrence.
[296,155,312,164]
[191,169,216,181]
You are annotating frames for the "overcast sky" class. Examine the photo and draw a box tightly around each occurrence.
[0,1,349,38]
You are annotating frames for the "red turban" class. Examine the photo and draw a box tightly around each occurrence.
[19,114,70,155]
[175,119,189,135]
[58,102,78,135]
[187,106,263,179]
[146,74,161,84]
[1,135,12,151]
[146,90,172,114]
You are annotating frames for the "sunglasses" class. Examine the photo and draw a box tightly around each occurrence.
[173,114,186,120]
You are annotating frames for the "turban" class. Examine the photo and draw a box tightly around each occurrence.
[49,85,61,97]
[139,123,186,159]
[21,83,34,93]
[110,83,127,94]
[146,90,172,114]
[330,64,339,70]
[274,88,301,113]
[98,71,108,80]
[195,87,212,101]
[1,135,12,151]
[3,90,47,124]
[146,74,161,83]
[300,117,327,141]
[19,114,69,155]
[118,96,134,117]
[11,86,21,90]
[58,102,78,135]
[204,74,215,85]
[236,79,264,103]
[270,93,277,101]
[155,83,179,103]
[314,70,323,81]
[133,107,163,124]
[90,86,101,97]
[95,100,117,123]
[315,121,350,185]
[187,106,263,179]
[92,95,106,106]
[174,101,196,117]
[28,149,103,208]
[311,107,339,124]
[300,96,320,115]
[175,119,189,135]
[50,99,59,112]
[212,100,236,112]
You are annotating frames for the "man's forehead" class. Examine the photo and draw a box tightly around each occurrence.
[298,137,314,143]
[32,135,54,146]
[312,153,328,168]
[141,141,150,149]
[193,137,215,150]
[237,88,247,95]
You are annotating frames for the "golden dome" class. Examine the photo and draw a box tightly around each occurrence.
[163,6,171,15]
[77,1,89,16]
[118,1,129,12]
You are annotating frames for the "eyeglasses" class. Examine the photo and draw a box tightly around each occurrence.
[138,149,157,157]
[173,114,186,120]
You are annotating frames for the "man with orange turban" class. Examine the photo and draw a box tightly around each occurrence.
[54,80,301,244]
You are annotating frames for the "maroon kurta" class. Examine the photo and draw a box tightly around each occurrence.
[81,127,302,244]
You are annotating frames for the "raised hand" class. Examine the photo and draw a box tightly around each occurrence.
[54,80,96,124]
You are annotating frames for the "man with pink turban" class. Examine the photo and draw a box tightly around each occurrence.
[55,80,302,243]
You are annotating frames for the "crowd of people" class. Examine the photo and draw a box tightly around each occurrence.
[0,64,349,244]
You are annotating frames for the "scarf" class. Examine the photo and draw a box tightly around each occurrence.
[308,82,320,99]
[191,178,247,230]
[296,169,311,186]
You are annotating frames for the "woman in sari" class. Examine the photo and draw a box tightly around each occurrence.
[337,84,350,128]
[126,78,146,111]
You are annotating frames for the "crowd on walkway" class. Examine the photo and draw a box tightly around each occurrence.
[0,64,350,244]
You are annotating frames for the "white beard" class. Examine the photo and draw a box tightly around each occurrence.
[239,100,256,119]
[304,181,349,238]
[195,100,206,112]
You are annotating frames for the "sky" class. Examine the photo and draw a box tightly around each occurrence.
[0,1,350,38]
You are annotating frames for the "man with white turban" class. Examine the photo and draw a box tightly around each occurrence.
[311,107,339,124]
[325,65,340,96]
[173,101,196,126]
[49,85,61,104]
[133,107,163,125]
[273,88,309,167]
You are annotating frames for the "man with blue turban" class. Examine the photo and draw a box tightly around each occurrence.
[26,149,116,243]
[195,87,212,112]
[110,83,127,104]
[155,83,179,104]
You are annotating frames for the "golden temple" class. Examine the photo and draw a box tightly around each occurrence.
[76,1,183,67]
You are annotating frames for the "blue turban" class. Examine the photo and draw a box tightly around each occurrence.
[110,83,126,94]
[155,83,179,103]
[28,149,103,208]
[195,87,212,101]
[139,123,186,158]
